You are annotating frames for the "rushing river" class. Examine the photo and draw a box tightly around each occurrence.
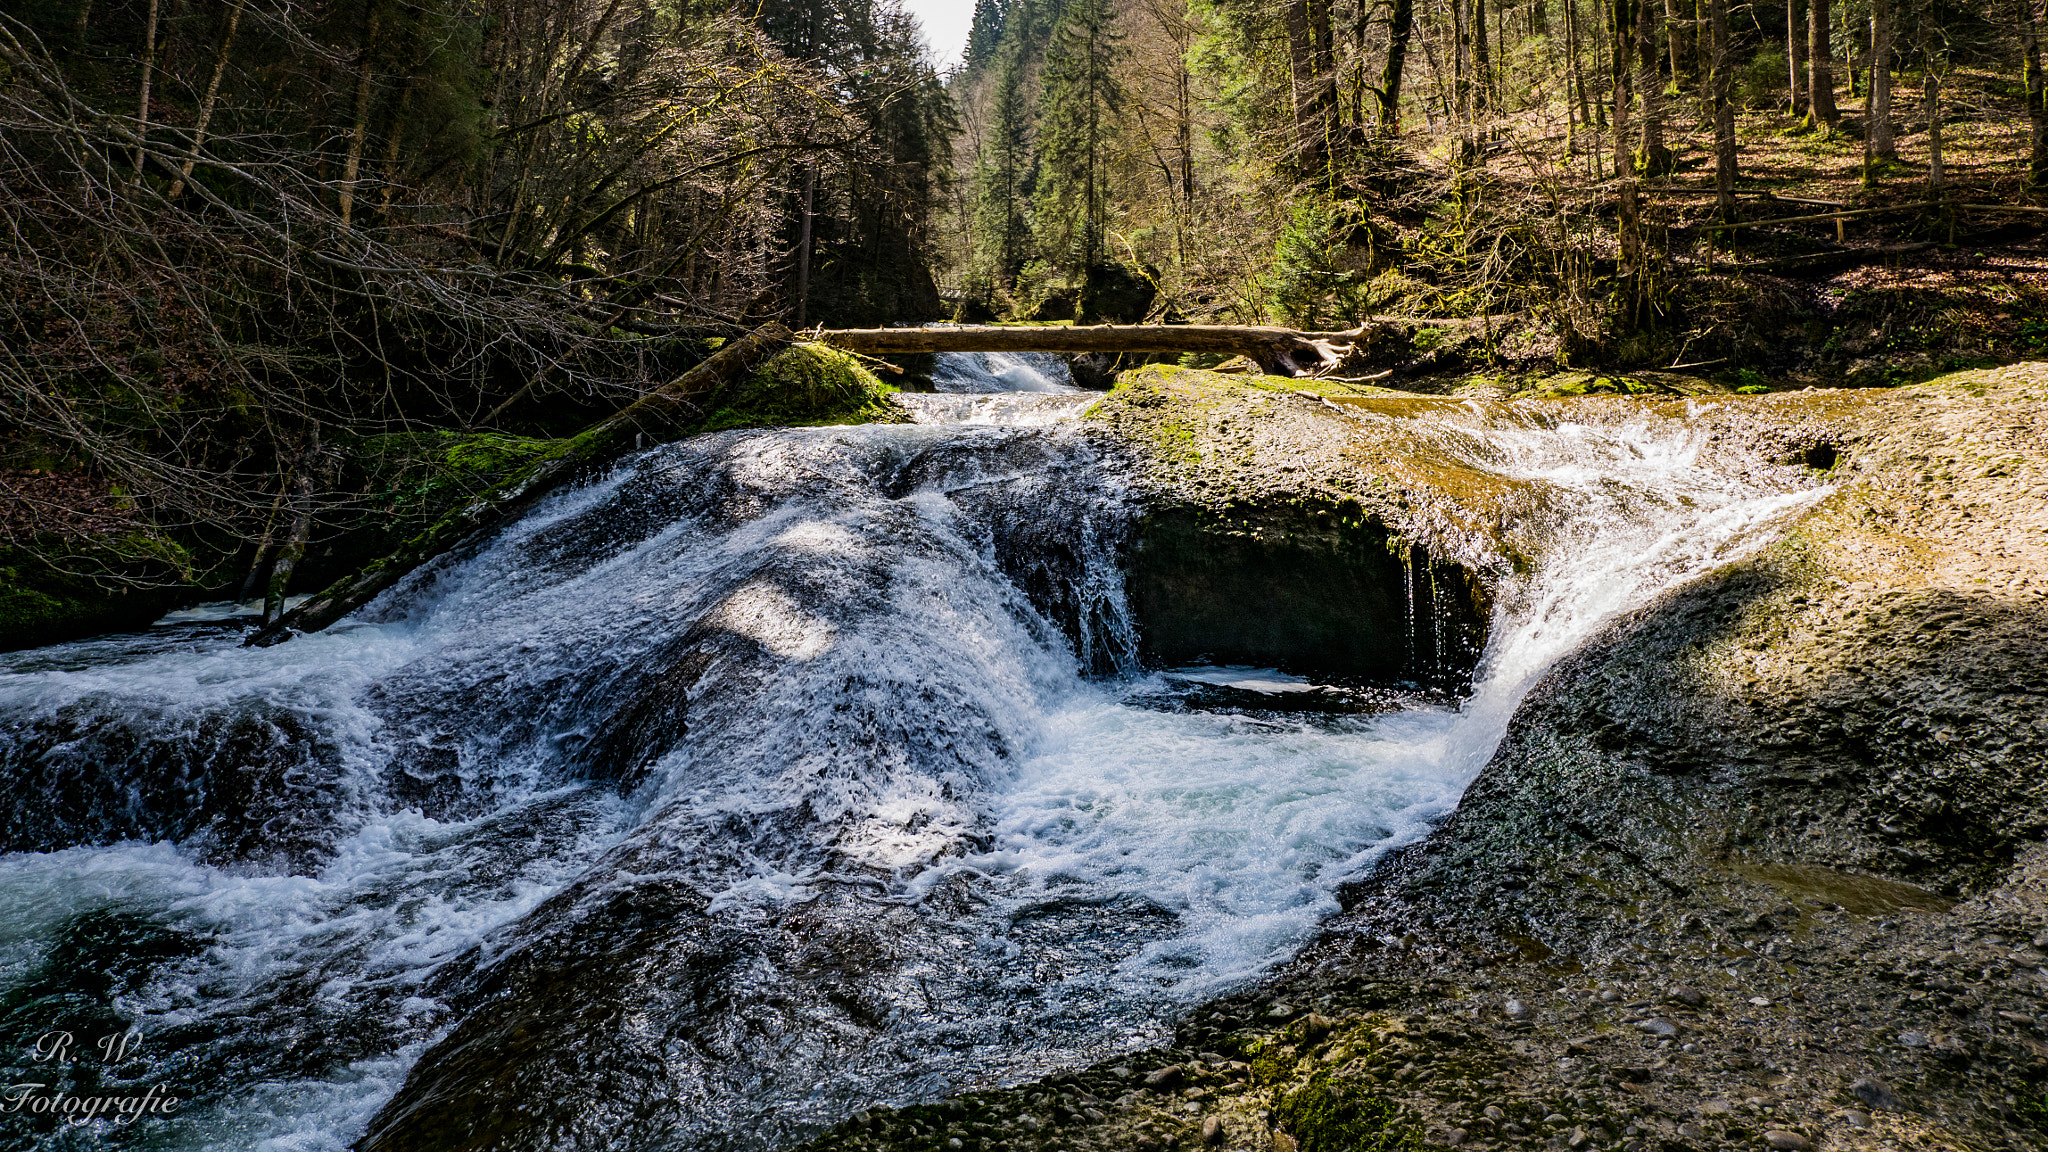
[0,355,1826,1150]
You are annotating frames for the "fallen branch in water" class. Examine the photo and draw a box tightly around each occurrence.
[246,323,795,646]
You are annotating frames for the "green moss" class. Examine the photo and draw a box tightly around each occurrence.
[1273,1076,1421,1152]
[0,537,191,652]
[697,343,905,433]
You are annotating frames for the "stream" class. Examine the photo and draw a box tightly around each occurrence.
[0,355,1828,1151]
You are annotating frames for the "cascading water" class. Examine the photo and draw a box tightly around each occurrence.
[0,367,1828,1150]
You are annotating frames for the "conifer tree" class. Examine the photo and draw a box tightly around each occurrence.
[1034,0,1125,269]
[967,0,1008,68]
[971,56,1034,286]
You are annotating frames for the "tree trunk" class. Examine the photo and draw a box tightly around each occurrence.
[1809,0,1840,130]
[1711,0,1738,217]
[1638,0,1670,172]
[133,0,160,178]
[1924,56,1944,191]
[1380,0,1417,135]
[2027,0,2048,189]
[1788,0,1809,116]
[338,4,382,229]
[1473,0,1493,116]
[1285,0,1336,182]
[1611,0,1635,178]
[168,0,245,199]
[795,167,816,328]
[1666,0,1685,82]
[1870,0,1896,165]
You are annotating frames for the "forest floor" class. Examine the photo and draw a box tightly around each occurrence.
[1344,65,2048,386]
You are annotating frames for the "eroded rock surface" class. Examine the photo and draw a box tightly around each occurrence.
[795,364,2048,1152]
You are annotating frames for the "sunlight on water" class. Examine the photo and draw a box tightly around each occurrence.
[0,390,1829,1149]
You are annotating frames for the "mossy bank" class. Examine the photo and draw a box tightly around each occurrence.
[0,343,903,653]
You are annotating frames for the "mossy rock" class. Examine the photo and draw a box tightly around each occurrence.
[697,343,907,433]
[1514,371,1726,399]
[1273,1076,1421,1152]
[0,538,192,652]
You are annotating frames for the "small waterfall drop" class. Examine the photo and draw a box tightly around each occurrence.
[0,398,1829,1151]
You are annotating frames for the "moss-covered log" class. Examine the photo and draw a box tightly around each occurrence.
[816,323,1409,377]
[245,323,797,647]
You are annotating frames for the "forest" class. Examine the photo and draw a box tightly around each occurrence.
[3,0,2047,641]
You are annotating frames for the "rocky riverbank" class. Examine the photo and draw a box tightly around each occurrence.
[792,363,2048,1152]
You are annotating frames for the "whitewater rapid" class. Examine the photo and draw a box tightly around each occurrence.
[0,358,1827,1150]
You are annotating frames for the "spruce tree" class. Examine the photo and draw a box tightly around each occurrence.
[1033,0,1124,270]
[967,0,1008,68]
[971,56,1034,288]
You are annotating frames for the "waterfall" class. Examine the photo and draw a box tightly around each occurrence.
[0,393,1828,1151]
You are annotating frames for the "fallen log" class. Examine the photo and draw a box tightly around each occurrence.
[1724,241,1935,276]
[246,323,795,646]
[816,322,1407,377]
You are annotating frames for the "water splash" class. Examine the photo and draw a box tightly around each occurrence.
[0,402,1827,1150]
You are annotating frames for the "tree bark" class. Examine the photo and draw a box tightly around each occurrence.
[170,0,245,200]
[1788,0,1809,116]
[1473,0,1493,117]
[1380,0,1417,135]
[2027,0,2048,189]
[1638,0,1670,173]
[1612,0,1635,178]
[1666,0,1685,82]
[1869,0,1896,168]
[338,4,382,229]
[133,0,159,178]
[1924,55,1944,191]
[1808,0,1841,129]
[795,167,816,328]
[1710,0,1738,217]
[247,324,797,646]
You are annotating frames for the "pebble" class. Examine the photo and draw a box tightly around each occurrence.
[1762,1130,1812,1150]
[1144,1066,1184,1090]
[1897,1030,1929,1048]
[1504,998,1530,1019]
[1544,1113,1569,1124]
[1201,1116,1224,1145]
[1667,986,1704,1006]
[1483,1106,1505,1123]
[1636,1018,1682,1038]
[1272,1132,1297,1152]
[1843,1109,1872,1128]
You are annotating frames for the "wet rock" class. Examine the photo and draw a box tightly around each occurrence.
[1851,1077,1902,1111]
[1144,1065,1185,1091]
